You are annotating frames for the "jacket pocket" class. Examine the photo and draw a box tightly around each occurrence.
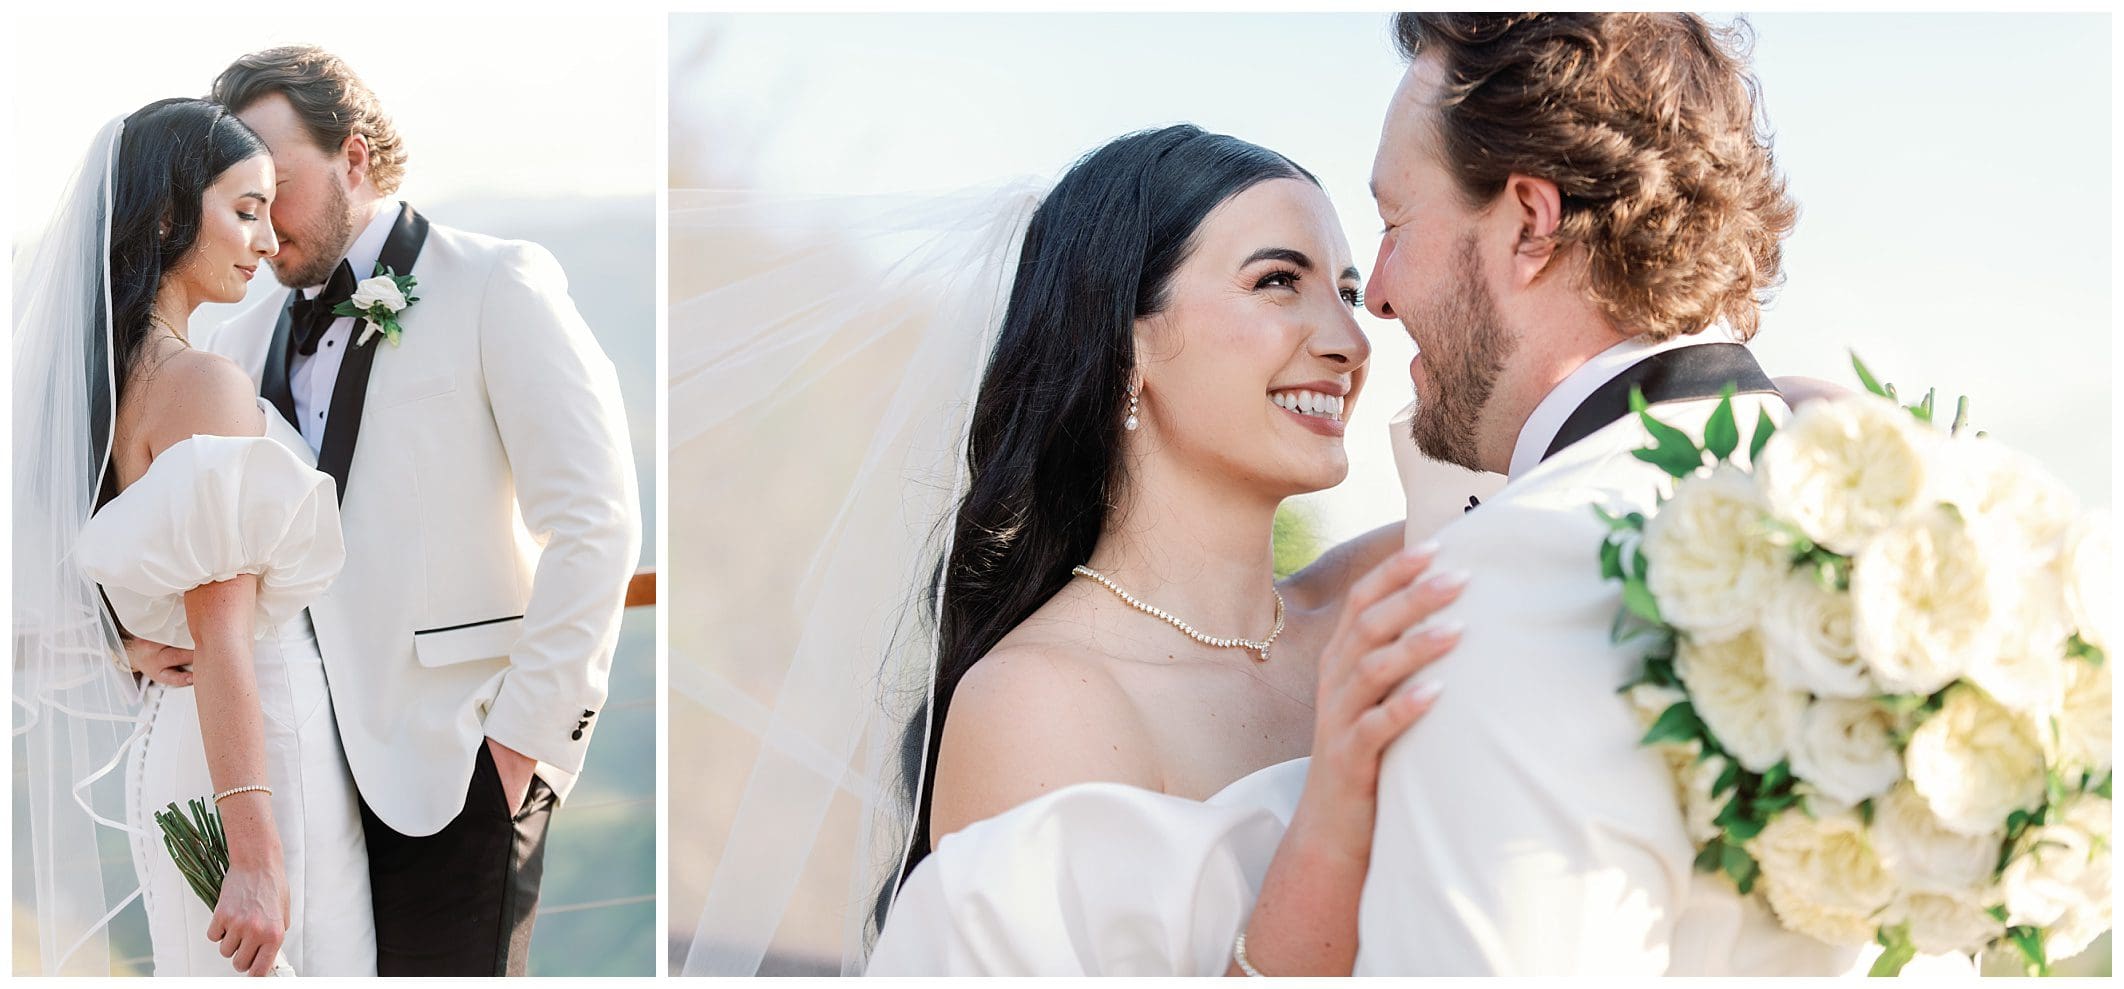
[412,615,524,667]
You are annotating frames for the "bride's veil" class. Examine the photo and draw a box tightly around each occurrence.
[668,182,1039,975]
[11,116,149,975]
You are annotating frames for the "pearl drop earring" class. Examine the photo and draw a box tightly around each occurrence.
[1124,389,1140,431]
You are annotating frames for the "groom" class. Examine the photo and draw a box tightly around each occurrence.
[1352,14,1855,975]
[188,47,640,976]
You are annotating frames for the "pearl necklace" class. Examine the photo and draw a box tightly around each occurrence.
[1071,564,1285,662]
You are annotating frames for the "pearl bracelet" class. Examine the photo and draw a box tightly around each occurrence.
[1232,930,1267,978]
[212,784,273,804]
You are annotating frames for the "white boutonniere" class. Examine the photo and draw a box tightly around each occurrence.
[334,263,420,348]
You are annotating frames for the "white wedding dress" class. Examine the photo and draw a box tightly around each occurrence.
[74,399,376,977]
[867,758,1306,975]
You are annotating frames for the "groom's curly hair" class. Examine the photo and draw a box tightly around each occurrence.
[1394,13,1797,342]
[210,46,408,196]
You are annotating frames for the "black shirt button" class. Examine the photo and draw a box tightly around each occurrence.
[570,729,584,741]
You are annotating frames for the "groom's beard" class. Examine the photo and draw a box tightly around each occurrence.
[269,179,356,289]
[1410,237,1516,472]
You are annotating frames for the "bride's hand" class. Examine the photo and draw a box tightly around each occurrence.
[1301,541,1465,857]
[122,636,195,688]
[205,802,289,977]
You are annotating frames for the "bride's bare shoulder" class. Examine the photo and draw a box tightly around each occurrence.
[133,347,265,454]
[928,625,1162,846]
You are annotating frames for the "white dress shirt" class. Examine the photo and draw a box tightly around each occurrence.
[289,203,400,454]
[1506,330,1734,479]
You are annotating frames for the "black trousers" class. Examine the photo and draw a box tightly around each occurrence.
[359,742,558,976]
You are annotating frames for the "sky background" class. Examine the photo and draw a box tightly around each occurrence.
[12,14,659,977]
[674,11,2113,543]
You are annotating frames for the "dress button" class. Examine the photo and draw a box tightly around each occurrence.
[570,729,584,741]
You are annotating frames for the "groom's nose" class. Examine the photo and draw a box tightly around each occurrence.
[1366,242,1396,320]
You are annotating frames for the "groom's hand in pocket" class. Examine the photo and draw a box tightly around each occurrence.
[123,636,195,688]
[487,737,537,816]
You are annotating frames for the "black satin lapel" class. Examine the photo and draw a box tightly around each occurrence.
[316,204,431,504]
[1542,342,1780,463]
[262,291,300,430]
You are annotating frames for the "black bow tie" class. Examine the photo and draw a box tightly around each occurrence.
[289,260,357,357]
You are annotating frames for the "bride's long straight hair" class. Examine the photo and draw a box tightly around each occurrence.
[893,124,1320,898]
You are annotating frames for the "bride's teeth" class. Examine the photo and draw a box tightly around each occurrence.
[1270,389,1344,421]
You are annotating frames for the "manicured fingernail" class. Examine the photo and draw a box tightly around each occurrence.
[1420,618,1465,643]
[1411,538,1441,558]
[1408,680,1445,705]
[1427,569,1470,593]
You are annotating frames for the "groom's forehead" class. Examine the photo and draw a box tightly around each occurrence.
[1371,64,1447,202]
[233,94,330,160]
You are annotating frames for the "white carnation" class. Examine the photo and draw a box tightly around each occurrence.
[1871,781,1998,895]
[1787,699,1902,805]
[1751,803,1897,946]
[2060,512,2113,654]
[2002,796,2111,960]
[2052,655,2111,777]
[1760,570,1871,698]
[1755,395,1935,556]
[1887,888,2004,955]
[1906,685,2046,836]
[1643,465,1787,643]
[349,275,408,311]
[1674,631,1805,773]
[1850,505,2007,695]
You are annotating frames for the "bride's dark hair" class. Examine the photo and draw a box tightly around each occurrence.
[104,98,269,411]
[891,124,1318,901]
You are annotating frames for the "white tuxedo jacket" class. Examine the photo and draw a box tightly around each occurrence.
[207,207,641,836]
[1356,385,1871,975]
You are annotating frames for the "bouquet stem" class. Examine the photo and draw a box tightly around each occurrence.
[153,799,297,977]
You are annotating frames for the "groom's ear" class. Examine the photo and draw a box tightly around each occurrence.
[1504,173,1563,287]
[340,133,373,191]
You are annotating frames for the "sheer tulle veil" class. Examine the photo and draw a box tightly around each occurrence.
[11,116,150,975]
[668,183,1040,974]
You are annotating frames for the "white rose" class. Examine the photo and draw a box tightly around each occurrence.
[1850,505,2007,695]
[1760,570,1871,698]
[1678,751,1731,846]
[2052,655,2111,777]
[1964,621,2070,723]
[1755,395,1935,556]
[1674,631,1805,773]
[1871,781,1999,895]
[1887,888,2005,955]
[1941,438,2080,555]
[2060,511,2113,654]
[1751,803,1897,946]
[1787,699,1902,805]
[348,275,407,312]
[1642,465,1788,643]
[2002,797,2111,960]
[1905,685,2046,836]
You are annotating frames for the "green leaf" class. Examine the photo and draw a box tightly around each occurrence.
[1703,386,1740,462]
[1622,577,1664,626]
[1760,760,1792,794]
[2007,925,2049,977]
[1599,538,1625,581]
[1693,840,1725,874]
[2098,772,2113,800]
[1868,924,1916,977]
[1720,843,1760,894]
[1748,408,1777,462]
[1859,798,1875,826]
[2069,634,2106,667]
[1641,701,1703,747]
[1851,352,1891,399]
[1712,758,1742,798]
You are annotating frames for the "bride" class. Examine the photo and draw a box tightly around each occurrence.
[873,125,1459,976]
[13,98,374,976]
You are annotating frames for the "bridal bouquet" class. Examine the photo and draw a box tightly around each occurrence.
[155,799,298,977]
[1599,358,2111,975]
